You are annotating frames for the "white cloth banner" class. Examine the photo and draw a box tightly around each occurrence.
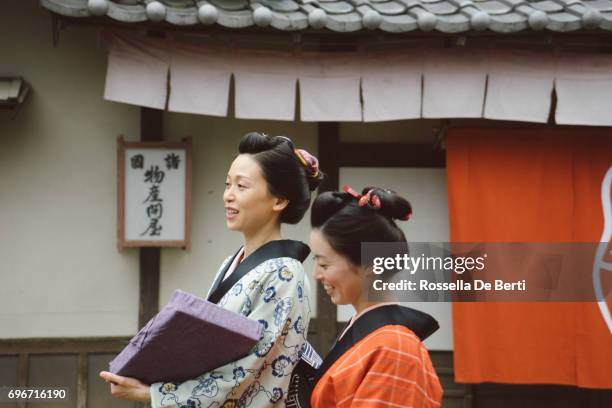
[361,51,423,122]
[233,51,297,121]
[422,50,487,118]
[104,34,169,110]
[484,50,555,123]
[103,33,612,126]
[168,43,232,117]
[298,53,362,122]
[555,53,612,126]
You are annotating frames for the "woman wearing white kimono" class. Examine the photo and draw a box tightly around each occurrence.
[100,132,324,407]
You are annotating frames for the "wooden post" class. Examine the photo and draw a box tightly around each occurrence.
[17,353,28,408]
[139,107,163,408]
[315,122,340,353]
[77,353,88,408]
[139,108,163,329]
[140,29,165,407]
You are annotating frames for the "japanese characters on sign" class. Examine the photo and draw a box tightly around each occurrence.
[118,137,192,250]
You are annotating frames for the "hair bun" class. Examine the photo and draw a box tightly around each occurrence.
[307,170,324,192]
[239,132,288,153]
[360,186,412,221]
[310,187,409,266]
[311,191,350,227]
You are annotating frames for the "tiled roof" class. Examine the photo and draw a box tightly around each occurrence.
[41,0,612,33]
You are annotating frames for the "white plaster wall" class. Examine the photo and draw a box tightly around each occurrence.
[0,1,320,338]
[0,1,451,341]
[0,0,140,338]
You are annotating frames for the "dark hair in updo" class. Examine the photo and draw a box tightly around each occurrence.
[238,132,324,224]
[311,186,412,266]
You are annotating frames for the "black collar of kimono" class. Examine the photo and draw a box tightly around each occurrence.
[207,239,310,304]
[315,305,439,383]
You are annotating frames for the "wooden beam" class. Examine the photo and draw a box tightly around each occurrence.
[0,337,129,355]
[139,100,164,408]
[338,143,445,168]
[139,107,163,329]
[140,107,163,142]
[139,247,161,328]
[77,353,88,408]
[315,123,340,353]
[17,353,28,385]
[17,353,28,408]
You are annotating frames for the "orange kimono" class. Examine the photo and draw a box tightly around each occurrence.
[310,305,442,408]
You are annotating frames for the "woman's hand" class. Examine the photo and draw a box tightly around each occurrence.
[99,371,151,402]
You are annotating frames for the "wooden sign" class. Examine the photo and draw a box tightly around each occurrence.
[117,136,192,251]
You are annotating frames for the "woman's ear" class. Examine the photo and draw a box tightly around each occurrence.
[272,197,289,213]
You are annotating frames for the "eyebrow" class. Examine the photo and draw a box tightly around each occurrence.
[313,255,329,261]
[226,174,253,182]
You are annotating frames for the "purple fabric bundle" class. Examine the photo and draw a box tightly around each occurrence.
[109,289,262,384]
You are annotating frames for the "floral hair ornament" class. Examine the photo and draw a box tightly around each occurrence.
[342,184,361,199]
[358,190,371,207]
[343,185,382,209]
[294,149,320,178]
[370,193,382,209]
[359,189,382,209]
[342,185,383,210]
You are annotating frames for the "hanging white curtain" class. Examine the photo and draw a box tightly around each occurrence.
[422,49,488,119]
[168,42,232,117]
[361,51,423,122]
[484,50,555,123]
[103,32,612,126]
[298,53,362,122]
[233,50,297,121]
[104,34,169,110]
[555,53,612,126]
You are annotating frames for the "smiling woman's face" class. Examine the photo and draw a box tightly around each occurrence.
[309,229,364,306]
[223,154,283,234]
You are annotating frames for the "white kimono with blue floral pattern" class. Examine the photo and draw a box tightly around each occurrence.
[150,254,311,408]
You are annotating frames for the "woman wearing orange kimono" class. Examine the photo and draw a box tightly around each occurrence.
[293,186,443,408]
